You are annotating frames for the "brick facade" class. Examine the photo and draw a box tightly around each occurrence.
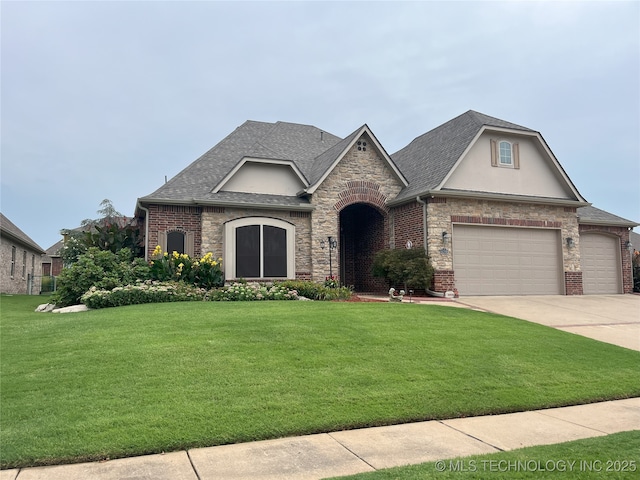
[146,205,203,257]
[0,239,43,294]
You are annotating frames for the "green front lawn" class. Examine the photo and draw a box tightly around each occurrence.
[332,430,640,480]
[1,295,639,468]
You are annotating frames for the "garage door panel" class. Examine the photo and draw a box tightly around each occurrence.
[453,225,562,295]
[580,234,621,294]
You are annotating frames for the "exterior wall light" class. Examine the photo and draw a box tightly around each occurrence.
[442,231,450,244]
[625,240,632,251]
[566,237,574,248]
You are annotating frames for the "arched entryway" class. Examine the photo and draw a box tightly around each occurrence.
[339,203,387,292]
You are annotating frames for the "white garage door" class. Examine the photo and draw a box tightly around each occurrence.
[580,233,621,294]
[453,225,563,295]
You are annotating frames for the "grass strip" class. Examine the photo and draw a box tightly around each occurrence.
[331,430,640,479]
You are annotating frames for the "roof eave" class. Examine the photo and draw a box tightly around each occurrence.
[137,197,315,212]
[578,218,639,228]
[389,189,590,208]
[0,229,46,254]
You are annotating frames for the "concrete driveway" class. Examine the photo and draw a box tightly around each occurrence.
[457,294,640,351]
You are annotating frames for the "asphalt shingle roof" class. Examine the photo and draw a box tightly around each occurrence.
[391,110,534,201]
[577,205,638,226]
[140,121,342,204]
[0,213,45,253]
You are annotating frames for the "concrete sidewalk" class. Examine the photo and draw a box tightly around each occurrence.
[3,398,638,480]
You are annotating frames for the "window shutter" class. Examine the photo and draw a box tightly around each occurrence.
[186,232,195,257]
[490,139,498,167]
[157,231,167,253]
[513,142,520,169]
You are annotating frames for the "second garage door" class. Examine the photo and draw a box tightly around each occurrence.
[580,233,621,294]
[452,225,563,295]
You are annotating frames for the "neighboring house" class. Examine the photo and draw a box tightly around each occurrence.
[0,213,46,294]
[42,239,64,277]
[135,110,638,295]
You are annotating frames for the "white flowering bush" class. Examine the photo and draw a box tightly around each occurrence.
[209,282,298,301]
[80,281,299,309]
[81,281,207,309]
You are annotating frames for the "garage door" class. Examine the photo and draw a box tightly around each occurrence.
[452,225,563,295]
[580,233,621,294]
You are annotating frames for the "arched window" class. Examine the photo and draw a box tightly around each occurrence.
[499,141,512,165]
[167,231,185,254]
[224,217,295,280]
[490,139,520,169]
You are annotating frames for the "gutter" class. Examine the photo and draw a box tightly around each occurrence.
[139,197,315,212]
[136,201,150,261]
[388,190,590,209]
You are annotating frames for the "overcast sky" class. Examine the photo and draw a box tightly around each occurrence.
[2,0,638,251]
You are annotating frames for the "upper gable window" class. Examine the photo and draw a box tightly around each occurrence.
[499,141,513,166]
[491,139,520,169]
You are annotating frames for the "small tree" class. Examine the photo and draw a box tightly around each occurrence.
[372,248,434,292]
[61,199,144,261]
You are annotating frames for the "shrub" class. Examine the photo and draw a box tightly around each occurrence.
[276,280,352,300]
[208,282,298,301]
[51,248,149,307]
[372,248,434,291]
[81,281,207,309]
[84,222,143,259]
[149,247,224,289]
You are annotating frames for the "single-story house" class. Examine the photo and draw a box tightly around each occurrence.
[0,213,46,294]
[135,110,637,295]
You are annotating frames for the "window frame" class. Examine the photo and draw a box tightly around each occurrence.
[498,140,513,166]
[224,217,295,280]
[491,138,520,169]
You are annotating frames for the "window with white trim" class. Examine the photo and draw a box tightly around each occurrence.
[499,141,512,165]
[224,217,295,280]
[490,138,520,169]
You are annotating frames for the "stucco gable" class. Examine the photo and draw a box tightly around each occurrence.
[391,110,586,206]
[216,159,308,196]
[441,128,584,201]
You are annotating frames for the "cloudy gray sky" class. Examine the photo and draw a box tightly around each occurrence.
[2,0,638,250]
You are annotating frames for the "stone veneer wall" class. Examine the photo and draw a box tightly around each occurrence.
[310,132,404,283]
[201,207,312,279]
[423,197,581,294]
[579,224,633,294]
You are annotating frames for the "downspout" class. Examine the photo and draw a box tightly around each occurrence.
[416,195,445,298]
[137,201,150,261]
